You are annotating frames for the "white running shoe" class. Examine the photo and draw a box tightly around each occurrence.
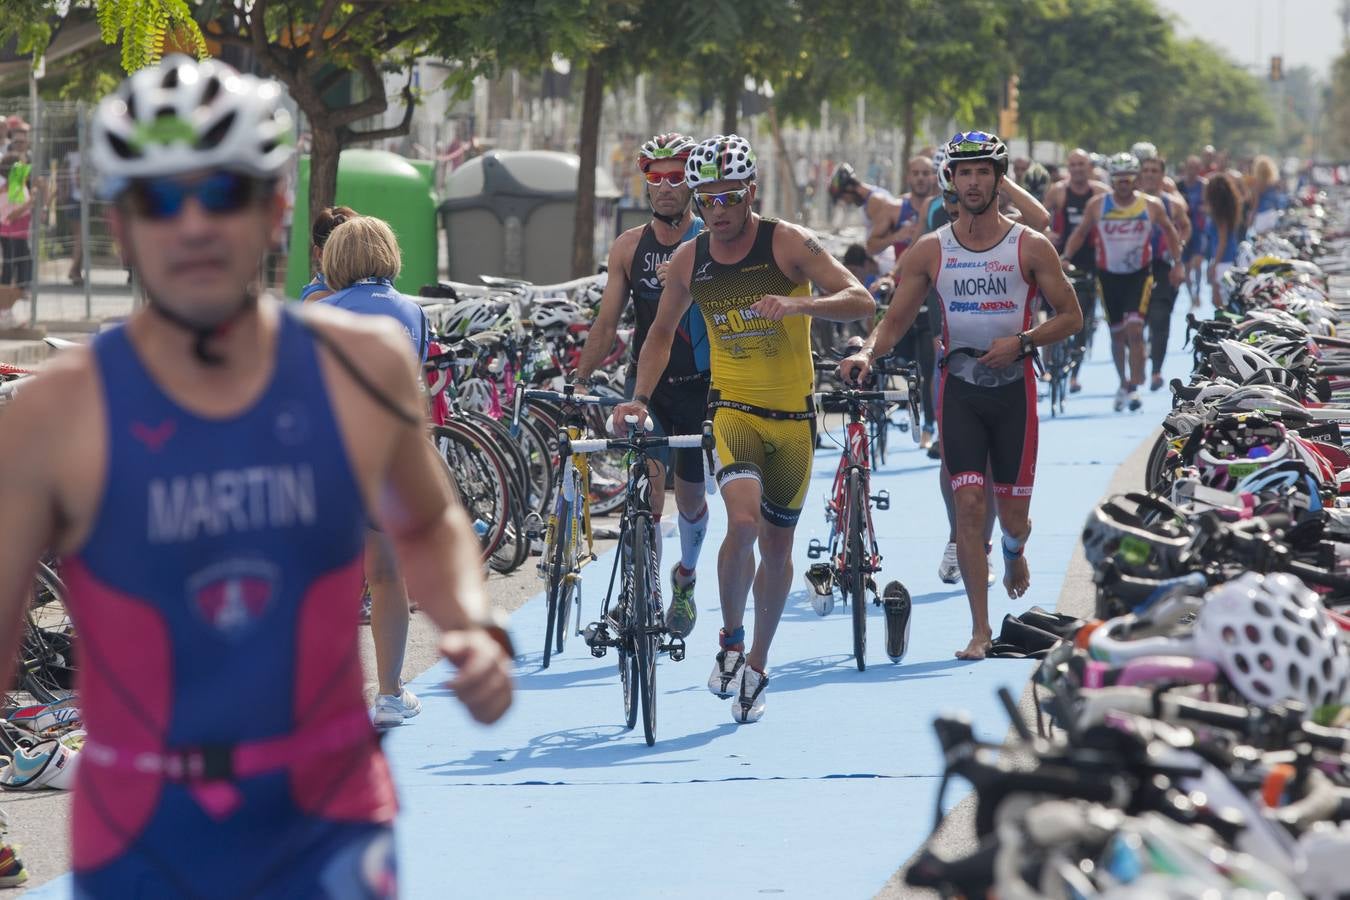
[708,649,745,698]
[1127,389,1142,411]
[1113,386,1128,412]
[371,687,421,729]
[731,666,768,724]
[987,552,996,587]
[938,542,960,584]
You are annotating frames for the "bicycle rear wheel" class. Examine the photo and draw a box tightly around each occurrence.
[21,562,74,704]
[617,526,638,729]
[554,504,582,657]
[847,469,867,671]
[432,423,511,562]
[633,514,658,745]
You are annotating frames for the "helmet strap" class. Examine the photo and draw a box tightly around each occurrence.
[648,186,692,228]
[968,173,1002,233]
[146,288,259,367]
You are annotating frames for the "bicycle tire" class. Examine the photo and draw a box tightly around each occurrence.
[633,513,658,746]
[542,495,573,669]
[444,415,529,573]
[431,424,511,562]
[21,562,74,704]
[618,527,638,729]
[514,414,557,516]
[555,503,581,657]
[847,468,867,671]
[1144,432,1171,493]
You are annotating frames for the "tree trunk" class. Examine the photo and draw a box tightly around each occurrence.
[900,99,916,192]
[572,63,605,278]
[721,75,740,135]
[308,124,341,245]
[768,102,798,222]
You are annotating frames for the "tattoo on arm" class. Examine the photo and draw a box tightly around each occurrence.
[804,236,824,256]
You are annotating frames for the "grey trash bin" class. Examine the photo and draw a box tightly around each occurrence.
[440,150,620,284]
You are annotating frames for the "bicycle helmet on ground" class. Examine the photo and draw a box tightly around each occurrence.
[1107,151,1140,177]
[1192,572,1350,709]
[685,134,756,188]
[1207,339,1279,383]
[1081,493,1194,579]
[637,133,696,172]
[91,54,294,189]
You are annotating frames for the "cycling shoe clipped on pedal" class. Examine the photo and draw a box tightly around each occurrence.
[804,563,835,616]
[882,580,912,663]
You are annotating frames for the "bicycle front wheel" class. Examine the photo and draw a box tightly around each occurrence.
[21,562,74,704]
[542,501,574,669]
[847,468,867,671]
[633,515,658,746]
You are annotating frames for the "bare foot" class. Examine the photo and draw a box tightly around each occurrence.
[1004,554,1030,599]
[955,634,993,660]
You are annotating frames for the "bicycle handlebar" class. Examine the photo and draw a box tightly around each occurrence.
[813,389,910,404]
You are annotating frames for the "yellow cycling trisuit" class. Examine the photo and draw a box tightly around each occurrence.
[690,218,814,527]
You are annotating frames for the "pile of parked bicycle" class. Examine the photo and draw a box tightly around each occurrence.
[905,188,1350,898]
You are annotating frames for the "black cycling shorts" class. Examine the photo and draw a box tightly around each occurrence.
[624,373,710,483]
[1098,268,1153,329]
[938,373,1037,498]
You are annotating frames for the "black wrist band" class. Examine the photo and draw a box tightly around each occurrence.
[635,394,650,405]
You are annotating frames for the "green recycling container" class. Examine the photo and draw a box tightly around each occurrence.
[286,149,437,299]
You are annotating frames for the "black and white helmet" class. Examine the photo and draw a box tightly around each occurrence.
[91,55,293,191]
[685,134,757,188]
[941,130,1009,182]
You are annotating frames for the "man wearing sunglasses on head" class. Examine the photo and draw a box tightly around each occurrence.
[0,56,513,896]
[575,132,709,639]
[615,135,874,723]
[839,131,1081,661]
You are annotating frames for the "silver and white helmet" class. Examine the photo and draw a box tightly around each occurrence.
[91,55,294,191]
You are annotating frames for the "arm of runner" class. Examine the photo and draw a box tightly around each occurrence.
[1000,177,1051,233]
[612,240,695,429]
[979,231,1084,369]
[1059,195,1101,266]
[354,321,512,724]
[0,368,70,696]
[755,225,874,323]
[1170,193,1192,244]
[838,234,937,383]
[1148,197,1186,287]
[573,230,635,381]
[863,195,905,255]
[1044,183,1065,245]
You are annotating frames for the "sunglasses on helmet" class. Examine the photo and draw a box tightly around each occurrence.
[644,171,687,187]
[693,187,750,208]
[123,171,272,221]
[949,131,996,152]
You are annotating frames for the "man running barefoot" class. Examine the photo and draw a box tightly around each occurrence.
[840,131,1081,660]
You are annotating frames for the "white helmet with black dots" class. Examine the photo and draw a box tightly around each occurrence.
[685,134,757,188]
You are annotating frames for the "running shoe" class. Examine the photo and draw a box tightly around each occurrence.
[882,581,912,663]
[927,439,942,460]
[919,429,934,450]
[985,543,995,587]
[1127,388,1142,411]
[1069,379,1083,394]
[708,648,745,698]
[1113,386,1128,412]
[371,687,421,729]
[731,666,768,723]
[0,844,26,888]
[938,542,960,584]
[667,565,697,638]
[1150,373,1164,392]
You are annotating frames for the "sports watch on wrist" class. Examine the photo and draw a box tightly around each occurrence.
[1017,331,1035,358]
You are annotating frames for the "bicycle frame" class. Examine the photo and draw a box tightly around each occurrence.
[824,414,883,583]
[538,422,596,581]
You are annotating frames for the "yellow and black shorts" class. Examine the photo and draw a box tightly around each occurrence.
[708,392,815,528]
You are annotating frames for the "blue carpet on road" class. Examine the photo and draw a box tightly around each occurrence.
[27,296,1197,899]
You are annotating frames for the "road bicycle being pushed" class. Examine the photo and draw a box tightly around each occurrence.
[512,382,621,668]
[578,416,714,746]
[806,351,920,671]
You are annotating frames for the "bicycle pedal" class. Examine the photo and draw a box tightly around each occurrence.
[806,538,828,560]
[664,637,686,662]
[871,489,890,510]
[582,622,610,657]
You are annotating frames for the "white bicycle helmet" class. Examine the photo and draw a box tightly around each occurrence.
[1194,420,1292,491]
[444,299,510,337]
[528,299,587,331]
[91,55,294,190]
[1207,339,1279,383]
[1192,572,1350,709]
[1106,151,1140,177]
[685,134,757,188]
[1130,141,1158,162]
[638,132,697,171]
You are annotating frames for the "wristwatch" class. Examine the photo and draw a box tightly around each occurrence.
[1017,331,1035,359]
